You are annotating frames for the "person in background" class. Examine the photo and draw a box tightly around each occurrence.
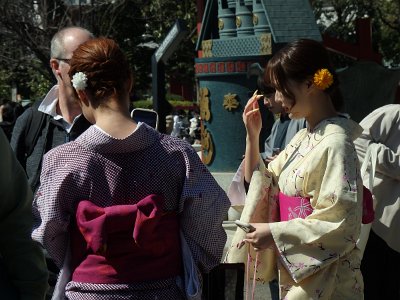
[354,104,400,300]
[242,38,364,299]
[0,101,24,141]
[32,37,230,299]
[259,83,306,166]
[226,82,305,218]
[0,129,48,299]
[11,26,93,195]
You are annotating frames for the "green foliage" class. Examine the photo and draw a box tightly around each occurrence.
[132,98,197,111]
[312,0,400,67]
[0,0,197,100]
[166,93,185,102]
[0,69,12,100]
[26,70,52,100]
[132,100,153,109]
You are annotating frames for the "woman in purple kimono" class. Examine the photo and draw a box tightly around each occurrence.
[32,37,230,299]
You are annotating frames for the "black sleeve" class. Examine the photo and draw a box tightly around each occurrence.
[10,108,31,170]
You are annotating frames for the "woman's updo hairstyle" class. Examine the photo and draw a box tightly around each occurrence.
[69,37,132,106]
[264,38,343,112]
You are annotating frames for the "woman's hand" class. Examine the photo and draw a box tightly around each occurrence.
[243,223,274,251]
[243,92,263,140]
[263,153,279,165]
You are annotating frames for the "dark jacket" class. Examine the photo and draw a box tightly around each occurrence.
[0,130,48,299]
[10,102,91,194]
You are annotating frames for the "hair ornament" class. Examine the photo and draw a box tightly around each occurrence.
[313,68,333,90]
[71,72,88,91]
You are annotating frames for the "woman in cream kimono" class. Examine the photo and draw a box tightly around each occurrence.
[241,39,364,299]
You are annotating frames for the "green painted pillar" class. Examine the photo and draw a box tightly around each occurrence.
[195,56,270,172]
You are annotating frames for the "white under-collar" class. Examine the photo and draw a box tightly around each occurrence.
[37,85,82,132]
[38,85,62,119]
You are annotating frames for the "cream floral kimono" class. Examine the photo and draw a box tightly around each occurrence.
[266,117,364,299]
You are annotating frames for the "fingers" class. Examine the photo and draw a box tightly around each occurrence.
[245,107,260,117]
[238,239,262,252]
[237,240,246,249]
[244,90,262,111]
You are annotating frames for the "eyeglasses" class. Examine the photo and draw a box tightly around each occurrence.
[55,58,71,64]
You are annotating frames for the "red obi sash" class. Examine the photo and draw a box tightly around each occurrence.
[70,194,182,284]
[278,192,313,221]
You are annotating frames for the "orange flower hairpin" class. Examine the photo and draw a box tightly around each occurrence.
[313,68,333,90]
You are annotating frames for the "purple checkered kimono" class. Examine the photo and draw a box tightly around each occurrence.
[32,123,230,299]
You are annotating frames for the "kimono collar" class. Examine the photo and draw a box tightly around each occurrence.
[76,122,160,154]
[308,116,363,141]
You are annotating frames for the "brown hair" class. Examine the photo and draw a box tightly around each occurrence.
[68,38,132,106]
[264,39,343,111]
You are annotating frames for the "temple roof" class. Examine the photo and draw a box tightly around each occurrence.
[196,0,321,52]
[262,0,321,43]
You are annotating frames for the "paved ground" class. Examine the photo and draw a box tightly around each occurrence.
[223,221,273,300]
[211,170,273,300]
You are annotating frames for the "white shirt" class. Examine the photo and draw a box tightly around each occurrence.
[38,85,82,133]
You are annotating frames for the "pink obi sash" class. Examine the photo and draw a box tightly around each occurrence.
[70,194,182,284]
[279,188,375,224]
[278,192,313,221]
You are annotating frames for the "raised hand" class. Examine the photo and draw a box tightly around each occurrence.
[243,91,263,140]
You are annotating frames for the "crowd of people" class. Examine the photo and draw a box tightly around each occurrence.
[0,25,398,300]
[169,109,201,146]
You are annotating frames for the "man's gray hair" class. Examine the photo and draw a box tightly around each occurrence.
[50,26,94,58]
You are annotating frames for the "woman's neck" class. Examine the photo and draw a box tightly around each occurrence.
[94,101,136,139]
[306,95,338,131]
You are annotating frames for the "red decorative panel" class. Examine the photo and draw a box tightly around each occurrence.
[217,62,225,73]
[226,62,235,72]
[210,62,216,73]
[236,61,246,72]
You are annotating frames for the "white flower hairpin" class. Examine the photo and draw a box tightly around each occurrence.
[71,72,88,90]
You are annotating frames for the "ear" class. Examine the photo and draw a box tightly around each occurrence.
[50,59,62,80]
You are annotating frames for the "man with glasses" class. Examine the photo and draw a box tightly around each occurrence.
[10,26,93,299]
[11,26,93,195]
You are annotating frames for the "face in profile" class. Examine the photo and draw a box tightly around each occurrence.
[263,92,283,115]
[274,80,311,120]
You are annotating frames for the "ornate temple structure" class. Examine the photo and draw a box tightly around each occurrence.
[195,0,321,171]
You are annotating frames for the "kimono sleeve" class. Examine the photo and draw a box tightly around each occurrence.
[178,148,231,273]
[32,149,88,269]
[269,136,362,283]
[362,108,400,180]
